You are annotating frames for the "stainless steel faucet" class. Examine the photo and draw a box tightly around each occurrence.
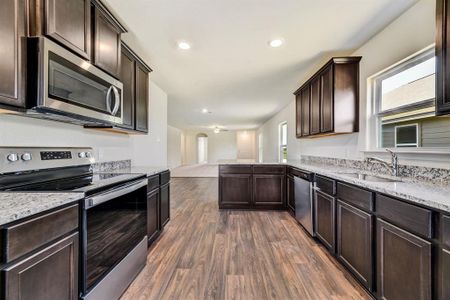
[365,149,399,177]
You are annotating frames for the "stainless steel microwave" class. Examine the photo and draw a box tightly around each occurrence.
[26,37,123,125]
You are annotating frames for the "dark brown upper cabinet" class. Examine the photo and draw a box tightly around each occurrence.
[295,94,302,137]
[301,86,311,137]
[119,44,136,130]
[118,43,152,133]
[320,65,334,133]
[294,57,361,138]
[29,0,91,59]
[437,0,450,115]
[0,0,27,109]
[135,62,150,132]
[310,77,321,135]
[92,0,126,78]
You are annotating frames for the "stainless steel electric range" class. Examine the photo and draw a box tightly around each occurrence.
[0,147,148,300]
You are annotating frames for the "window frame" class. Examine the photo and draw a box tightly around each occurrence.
[370,45,437,150]
[278,121,288,163]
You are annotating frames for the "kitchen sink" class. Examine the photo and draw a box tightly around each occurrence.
[337,172,402,183]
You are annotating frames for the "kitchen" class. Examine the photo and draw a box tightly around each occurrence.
[0,0,449,299]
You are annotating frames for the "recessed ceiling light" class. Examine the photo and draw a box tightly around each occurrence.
[269,39,283,48]
[214,128,220,134]
[178,41,191,50]
[201,108,209,113]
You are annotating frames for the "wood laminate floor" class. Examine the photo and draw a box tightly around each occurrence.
[121,178,371,300]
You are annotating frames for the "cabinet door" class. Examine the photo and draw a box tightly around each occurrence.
[147,189,160,245]
[3,233,78,300]
[377,218,432,300]
[301,86,310,136]
[93,7,121,78]
[287,176,295,213]
[314,191,335,253]
[253,174,285,208]
[295,93,302,138]
[337,200,373,291]
[44,0,91,59]
[437,0,450,115]
[321,65,334,133]
[219,174,252,208]
[440,248,450,300]
[119,45,135,130]
[310,77,321,135]
[160,183,170,229]
[135,62,149,132]
[0,0,26,108]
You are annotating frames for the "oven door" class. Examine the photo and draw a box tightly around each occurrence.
[81,179,147,295]
[30,37,123,125]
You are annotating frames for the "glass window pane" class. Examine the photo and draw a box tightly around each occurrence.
[281,123,287,145]
[380,57,435,111]
[396,125,417,146]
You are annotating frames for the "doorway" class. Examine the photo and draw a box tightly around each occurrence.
[197,133,208,164]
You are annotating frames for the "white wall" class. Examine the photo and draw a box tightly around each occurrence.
[132,81,168,166]
[258,0,436,163]
[167,125,182,168]
[236,130,256,159]
[183,130,238,164]
[0,80,168,166]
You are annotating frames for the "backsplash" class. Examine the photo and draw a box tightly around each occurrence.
[300,155,450,185]
[93,160,131,172]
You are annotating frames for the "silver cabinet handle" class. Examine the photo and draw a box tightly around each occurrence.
[85,179,147,209]
[111,86,120,116]
[106,86,113,114]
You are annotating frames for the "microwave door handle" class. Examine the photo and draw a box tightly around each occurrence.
[106,86,113,114]
[85,179,147,209]
[111,86,120,116]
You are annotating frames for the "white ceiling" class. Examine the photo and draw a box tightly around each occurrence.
[105,0,418,131]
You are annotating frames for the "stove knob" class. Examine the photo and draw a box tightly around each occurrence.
[78,152,86,158]
[6,153,19,162]
[85,152,92,158]
[21,153,32,161]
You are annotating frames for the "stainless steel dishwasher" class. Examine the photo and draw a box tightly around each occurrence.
[294,169,315,236]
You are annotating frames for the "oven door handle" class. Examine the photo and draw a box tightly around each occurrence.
[85,179,147,209]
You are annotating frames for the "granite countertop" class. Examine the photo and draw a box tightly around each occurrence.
[112,166,169,177]
[0,192,85,226]
[220,160,450,213]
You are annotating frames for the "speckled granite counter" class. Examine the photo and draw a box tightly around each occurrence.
[220,160,450,213]
[112,166,169,177]
[0,192,84,226]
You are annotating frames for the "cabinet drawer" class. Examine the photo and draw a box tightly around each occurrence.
[442,215,450,248]
[376,194,432,238]
[337,183,373,212]
[147,174,160,192]
[219,165,252,174]
[316,175,335,196]
[253,165,285,174]
[1,205,79,263]
[160,170,170,185]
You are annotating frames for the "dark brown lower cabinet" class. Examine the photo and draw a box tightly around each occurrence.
[160,183,170,228]
[287,176,295,214]
[336,200,373,291]
[377,218,432,300]
[440,248,450,300]
[3,232,78,300]
[147,188,160,245]
[314,191,335,253]
[219,174,252,208]
[253,174,285,208]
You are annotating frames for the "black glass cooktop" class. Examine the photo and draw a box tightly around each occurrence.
[0,165,146,195]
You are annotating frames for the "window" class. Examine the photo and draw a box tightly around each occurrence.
[372,45,450,149]
[279,122,287,163]
[395,124,419,147]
